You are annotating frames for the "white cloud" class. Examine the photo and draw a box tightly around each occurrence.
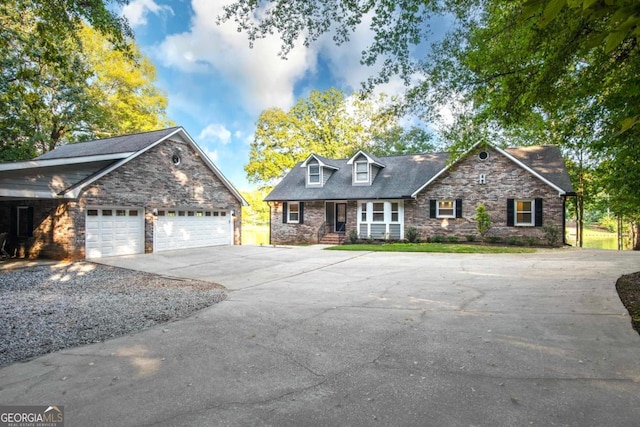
[199,123,232,145]
[122,0,174,27]
[155,0,317,114]
[203,149,218,163]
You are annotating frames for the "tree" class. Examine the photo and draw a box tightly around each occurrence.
[80,25,173,138]
[475,203,491,241]
[221,0,640,249]
[245,88,423,187]
[0,3,171,160]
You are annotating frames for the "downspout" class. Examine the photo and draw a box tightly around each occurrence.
[269,202,272,246]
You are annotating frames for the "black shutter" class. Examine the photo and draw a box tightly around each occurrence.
[455,199,462,218]
[282,202,288,223]
[535,198,543,227]
[506,199,514,226]
[27,206,34,237]
[9,206,17,237]
[299,202,304,224]
[429,199,437,218]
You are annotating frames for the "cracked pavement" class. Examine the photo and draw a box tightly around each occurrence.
[1,245,640,426]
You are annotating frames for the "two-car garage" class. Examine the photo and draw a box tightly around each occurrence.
[85,207,233,259]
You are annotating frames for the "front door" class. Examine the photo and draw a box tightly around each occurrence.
[335,203,347,232]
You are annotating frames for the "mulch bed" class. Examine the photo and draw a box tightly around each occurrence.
[616,271,640,335]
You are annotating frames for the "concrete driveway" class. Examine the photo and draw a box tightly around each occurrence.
[1,246,639,426]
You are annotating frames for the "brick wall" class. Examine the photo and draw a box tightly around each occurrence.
[406,147,565,243]
[1,138,243,259]
[268,147,567,246]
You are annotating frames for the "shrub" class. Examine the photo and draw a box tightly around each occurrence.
[465,234,477,242]
[507,237,522,246]
[348,229,358,244]
[524,237,538,246]
[487,236,503,244]
[598,215,617,232]
[432,235,445,243]
[447,236,460,243]
[543,224,560,246]
[405,226,419,243]
[475,203,491,240]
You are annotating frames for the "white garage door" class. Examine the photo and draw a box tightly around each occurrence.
[85,207,145,259]
[154,209,232,252]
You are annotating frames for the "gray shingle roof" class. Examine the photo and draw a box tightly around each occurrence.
[265,145,574,201]
[265,152,450,201]
[36,127,181,160]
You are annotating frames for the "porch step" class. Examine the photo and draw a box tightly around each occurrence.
[320,233,346,245]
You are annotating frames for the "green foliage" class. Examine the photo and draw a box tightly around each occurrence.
[241,189,270,226]
[543,225,560,246]
[405,226,419,243]
[325,243,535,254]
[348,229,359,244]
[465,234,476,242]
[598,215,617,233]
[475,204,491,239]
[0,2,169,161]
[245,88,433,186]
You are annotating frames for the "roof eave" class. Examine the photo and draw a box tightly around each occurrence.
[0,153,132,171]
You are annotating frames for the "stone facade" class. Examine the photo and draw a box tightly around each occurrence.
[268,147,567,246]
[269,201,357,245]
[0,138,243,259]
[406,147,565,243]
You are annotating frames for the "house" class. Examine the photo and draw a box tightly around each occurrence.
[264,144,575,246]
[0,127,247,259]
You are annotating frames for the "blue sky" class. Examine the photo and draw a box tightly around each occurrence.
[120,0,451,191]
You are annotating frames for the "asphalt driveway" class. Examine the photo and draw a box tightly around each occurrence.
[1,246,639,426]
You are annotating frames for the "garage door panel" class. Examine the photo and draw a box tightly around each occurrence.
[86,208,144,259]
[155,210,231,252]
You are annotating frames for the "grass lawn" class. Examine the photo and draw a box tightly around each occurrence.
[325,243,536,254]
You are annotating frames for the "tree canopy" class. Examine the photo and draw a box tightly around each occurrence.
[0,0,170,161]
[245,88,435,187]
[222,0,640,248]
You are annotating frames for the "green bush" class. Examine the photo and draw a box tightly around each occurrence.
[543,224,560,246]
[348,229,358,244]
[475,203,491,240]
[405,226,419,243]
[447,236,460,243]
[465,234,477,242]
[431,235,445,243]
[507,237,522,246]
[598,216,617,232]
[487,236,503,244]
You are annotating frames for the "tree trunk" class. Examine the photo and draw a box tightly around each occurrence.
[633,222,640,251]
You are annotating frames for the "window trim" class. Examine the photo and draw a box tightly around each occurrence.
[354,161,369,183]
[514,199,534,227]
[287,201,300,224]
[372,202,385,222]
[308,163,321,185]
[436,200,456,219]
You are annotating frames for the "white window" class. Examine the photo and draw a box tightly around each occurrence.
[360,203,367,221]
[391,202,399,222]
[355,161,369,183]
[437,200,455,218]
[515,200,534,226]
[372,202,385,222]
[288,202,300,223]
[308,164,320,184]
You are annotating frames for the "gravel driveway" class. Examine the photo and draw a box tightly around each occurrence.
[0,261,226,367]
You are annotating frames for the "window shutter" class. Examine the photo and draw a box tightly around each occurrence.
[455,199,462,218]
[506,199,514,226]
[27,206,34,237]
[299,202,304,224]
[535,198,543,227]
[429,199,436,218]
[282,202,288,224]
[9,206,17,237]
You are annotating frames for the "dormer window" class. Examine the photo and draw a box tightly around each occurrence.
[355,161,369,183]
[308,163,320,184]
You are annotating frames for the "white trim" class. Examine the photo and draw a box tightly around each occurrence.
[436,200,456,218]
[0,188,75,199]
[346,150,386,168]
[300,154,339,170]
[287,201,300,223]
[307,162,322,186]
[493,146,566,195]
[514,199,535,227]
[0,153,132,171]
[354,161,370,184]
[357,200,404,240]
[411,142,568,198]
